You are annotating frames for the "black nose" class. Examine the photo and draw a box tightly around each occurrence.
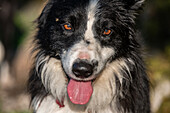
[72,61,94,79]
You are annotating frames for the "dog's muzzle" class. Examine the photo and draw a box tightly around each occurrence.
[65,51,99,105]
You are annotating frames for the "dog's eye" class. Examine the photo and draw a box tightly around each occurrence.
[103,29,112,36]
[63,23,72,30]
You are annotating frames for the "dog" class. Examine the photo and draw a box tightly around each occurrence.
[28,0,150,113]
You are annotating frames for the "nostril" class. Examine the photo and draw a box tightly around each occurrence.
[72,61,94,79]
[85,40,90,45]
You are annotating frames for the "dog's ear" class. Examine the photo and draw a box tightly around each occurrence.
[37,0,54,28]
[122,0,145,10]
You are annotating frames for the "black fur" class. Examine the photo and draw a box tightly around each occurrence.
[28,0,150,112]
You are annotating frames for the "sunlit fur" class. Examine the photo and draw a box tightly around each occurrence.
[28,0,150,113]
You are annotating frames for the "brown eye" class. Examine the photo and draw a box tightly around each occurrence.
[64,24,72,30]
[103,29,112,35]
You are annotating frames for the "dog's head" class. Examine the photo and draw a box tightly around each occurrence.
[35,0,144,105]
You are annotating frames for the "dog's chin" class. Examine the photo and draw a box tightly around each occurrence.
[66,74,97,105]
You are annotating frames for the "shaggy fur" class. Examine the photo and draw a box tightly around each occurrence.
[28,0,150,113]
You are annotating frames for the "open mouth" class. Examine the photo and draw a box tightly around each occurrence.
[66,59,98,105]
[61,50,100,105]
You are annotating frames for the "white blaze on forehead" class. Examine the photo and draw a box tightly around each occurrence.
[85,0,99,41]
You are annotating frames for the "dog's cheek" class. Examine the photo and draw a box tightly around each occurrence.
[41,58,67,101]
[87,62,117,110]
[61,52,71,76]
[61,48,79,77]
[101,47,115,62]
[93,47,115,75]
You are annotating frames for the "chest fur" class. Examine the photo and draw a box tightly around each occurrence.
[34,95,117,113]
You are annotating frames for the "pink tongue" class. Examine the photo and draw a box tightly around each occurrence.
[67,79,93,105]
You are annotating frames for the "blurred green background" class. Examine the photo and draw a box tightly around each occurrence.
[0,0,170,113]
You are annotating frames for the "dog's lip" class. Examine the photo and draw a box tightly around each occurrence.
[67,75,96,83]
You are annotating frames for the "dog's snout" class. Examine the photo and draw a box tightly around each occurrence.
[72,61,94,79]
[78,52,90,60]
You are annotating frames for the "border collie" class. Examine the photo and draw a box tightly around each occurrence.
[28,0,150,113]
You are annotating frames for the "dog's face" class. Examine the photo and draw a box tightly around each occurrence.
[36,0,144,105]
[61,0,117,82]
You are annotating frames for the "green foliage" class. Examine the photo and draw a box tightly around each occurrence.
[138,0,170,51]
[146,47,170,113]
[147,53,170,84]
[157,97,170,113]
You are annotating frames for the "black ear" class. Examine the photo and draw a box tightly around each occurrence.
[122,0,145,10]
[37,0,54,28]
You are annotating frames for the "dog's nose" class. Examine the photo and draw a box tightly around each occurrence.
[72,61,94,79]
[78,52,90,60]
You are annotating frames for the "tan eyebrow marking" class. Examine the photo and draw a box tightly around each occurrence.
[56,18,59,22]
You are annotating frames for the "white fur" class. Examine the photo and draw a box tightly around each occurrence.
[34,56,134,113]
[36,56,67,104]
[84,0,99,43]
